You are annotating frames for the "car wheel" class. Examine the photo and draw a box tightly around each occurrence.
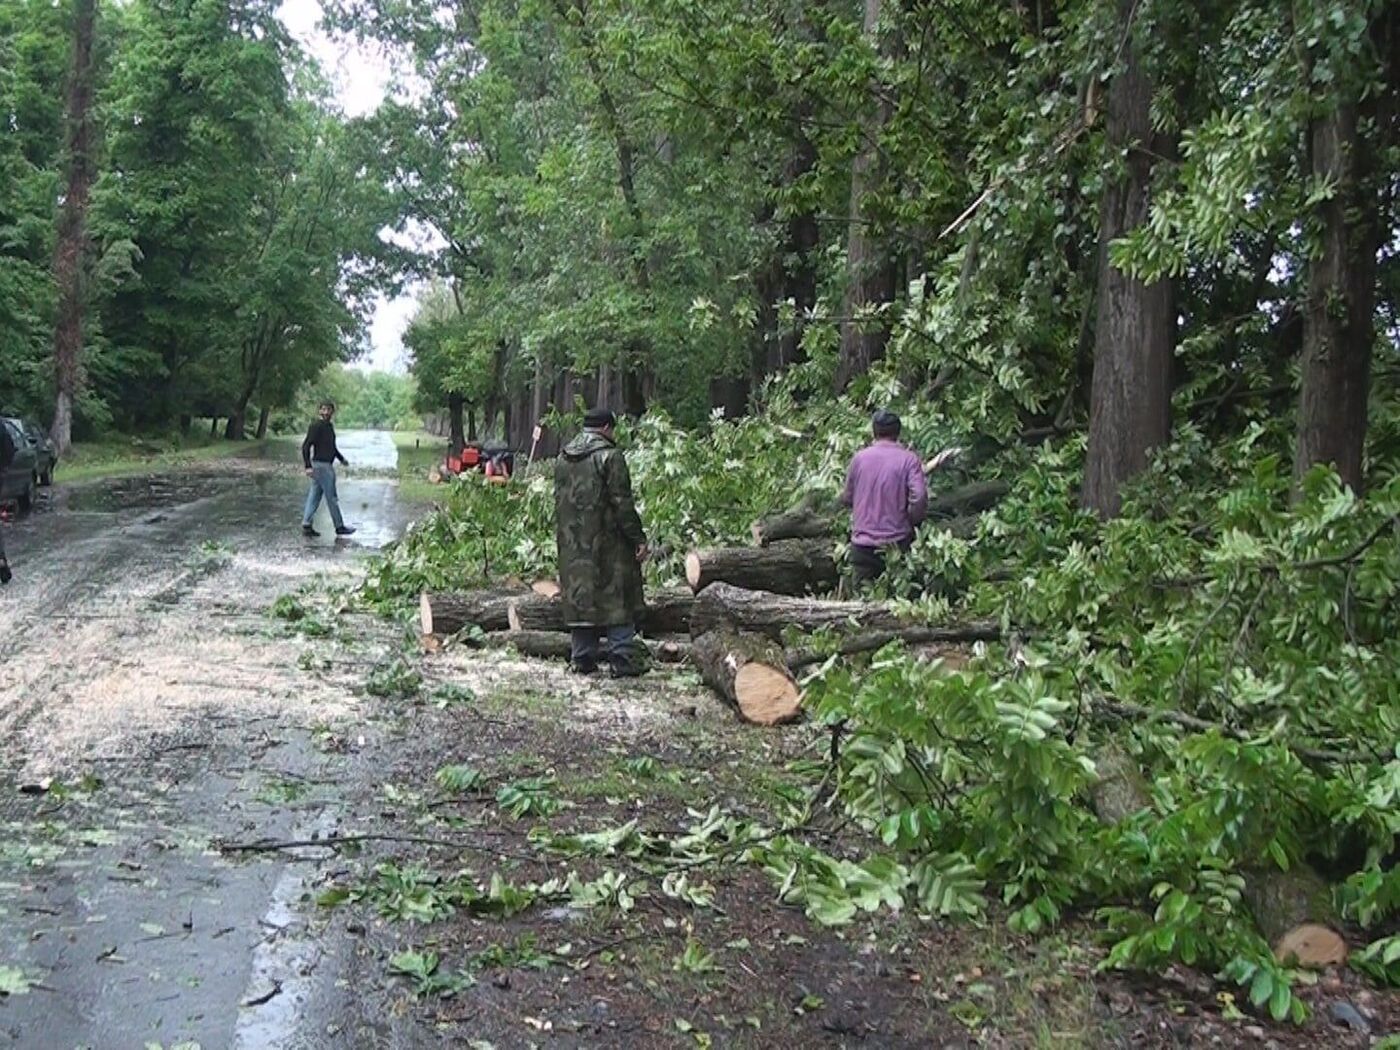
[19,477,34,511]
[40,466,52,487]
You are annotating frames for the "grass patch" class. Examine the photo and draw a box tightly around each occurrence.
[60,432,261,483]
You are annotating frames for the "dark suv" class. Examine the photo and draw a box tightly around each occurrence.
[21,419,57,486]
[0,418,38,510]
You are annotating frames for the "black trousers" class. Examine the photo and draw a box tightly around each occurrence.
[850,539,911,582]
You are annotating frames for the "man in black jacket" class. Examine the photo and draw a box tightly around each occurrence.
[301,400,355,538]
[0,417,13,583]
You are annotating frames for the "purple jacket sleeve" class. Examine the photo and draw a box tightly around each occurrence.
[907,453,928,525]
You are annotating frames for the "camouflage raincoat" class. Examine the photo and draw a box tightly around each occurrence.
[554,430,647,627]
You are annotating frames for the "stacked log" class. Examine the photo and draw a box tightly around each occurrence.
[504,587,696,635]
[691,629,802,725]
[481,631,694,665]
[420,586,526,636]
[690,582,910,640]
[746,479,1007,550]
[684,539,837,596]
[751,492,840,546]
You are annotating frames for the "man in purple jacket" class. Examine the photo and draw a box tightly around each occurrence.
[840,410,928,583]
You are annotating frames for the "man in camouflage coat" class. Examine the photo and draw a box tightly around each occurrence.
[554,408,649,676]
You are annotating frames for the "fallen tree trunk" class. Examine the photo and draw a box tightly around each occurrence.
[507,593,563,632]
[692,628,802,725]
[482,631,693,665]
[751,491,840,546]
[685,539,838,596]
[1242,866,1348,967]
[506,588,697,635]
[927,479,1008,519]
[786,623,1002,670]
[484,629,571,660]
[691,582,910,640]
[1089,744,1152,824]
[420,586,527,636]
[640,587,696,635]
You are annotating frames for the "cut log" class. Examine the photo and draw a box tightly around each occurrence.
[1242,865,1347,967]
[485,629,571,660]
[506,588,696,635]
[1088,744,1152,824]
[639,587,696,635]
[751,491,840,546]
[482,631,693,665]
[531,579,561,598]
[692,629,802,725]
[927,479,1008,519]
[786,622,1002,670]
[506,593,561,632]
[685,539,838,596]
[420,586,527,636]
[691,582,911,640]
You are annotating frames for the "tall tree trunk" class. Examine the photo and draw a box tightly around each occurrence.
[1292,6,1397,494]
[554,0,652,417]
[448,392,466,451]
[1080,0,1174,518]
[209,416,219,438]
[777,129,820,373]
[467,405,478,442]
[835,0,897,395]
[256,404,271,440]
[224,410,246,441]
[50,0,98,455]
[179,414,192,436]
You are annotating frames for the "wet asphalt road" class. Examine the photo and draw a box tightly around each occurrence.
[0,432,428,1050]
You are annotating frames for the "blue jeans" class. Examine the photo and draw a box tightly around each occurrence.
[302,462,344,530]
[570,624,645,675]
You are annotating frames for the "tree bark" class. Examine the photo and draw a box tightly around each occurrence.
[928,480,1010,518]
[479,630,693,665]
[834,0,898,394]
[690,582,914,640]
[256,404,271,440]
[638,587,696,635]
[420,586,529,636]
[1242,865,1347,967]
[224,408,247,441]
[449,393,466,452]
[786,622,1002,670]
[1294,102,1378,495]
[685,539,838,596]
[49,0,99,456]
[1080,0,1175,518]
[692,629,802,725]
[505,587,696,635]
[1088,744,1153,824]
[752,491,841,546]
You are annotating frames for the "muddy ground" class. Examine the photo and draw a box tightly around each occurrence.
[0,443,1394,1049]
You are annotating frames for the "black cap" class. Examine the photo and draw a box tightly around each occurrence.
[583,407,616,429]
[872,409,901,434]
